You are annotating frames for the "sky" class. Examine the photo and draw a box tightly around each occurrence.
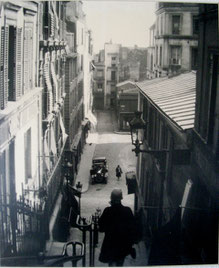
[83,0,156,54]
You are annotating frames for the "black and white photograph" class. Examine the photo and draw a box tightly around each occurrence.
[0,0,218,267]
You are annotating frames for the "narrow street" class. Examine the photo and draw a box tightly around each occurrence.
[82,110,136,217]
[68,110,144,267]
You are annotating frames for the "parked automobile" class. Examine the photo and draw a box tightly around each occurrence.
[90,157,108,184]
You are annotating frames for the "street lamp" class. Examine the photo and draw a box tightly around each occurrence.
[129,111,169,157]
[76,181,83,216]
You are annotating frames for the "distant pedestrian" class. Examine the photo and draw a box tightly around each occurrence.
[115,165,123,180]
[98,189,136,266]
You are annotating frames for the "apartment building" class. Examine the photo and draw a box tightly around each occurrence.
[0,0,94,257]
[93,43,147,110]
[0,1,43,256]
[93,50,105,110]
[147,2,199,78]
[135,3,218,265]
[64,1,95,181]
[104,43,120,109]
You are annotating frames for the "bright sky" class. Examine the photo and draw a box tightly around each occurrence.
[83,0,156,54]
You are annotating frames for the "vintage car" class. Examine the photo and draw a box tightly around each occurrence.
[90,156,108,184]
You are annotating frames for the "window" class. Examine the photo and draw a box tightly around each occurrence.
[24,128,32,183]
[160,46,162,66]
[172,15,180,34]
[193,16,199,35]
[112,64,116,67]
[196,51,219,156]
[97,83,102,89]
[81,55,83,71]
[111,57,116,61]
[191,47,198,70]
[97,70,103,78]
[97,83,103,92]
[0,25,22,109]
[170,46,181,65]
[111,71,116,81]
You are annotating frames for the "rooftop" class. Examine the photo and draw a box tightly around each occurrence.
[136,72,196,130]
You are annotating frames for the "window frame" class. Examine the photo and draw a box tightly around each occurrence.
[172,14,181,35]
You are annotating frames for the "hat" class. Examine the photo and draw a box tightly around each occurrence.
[110,189,123,201]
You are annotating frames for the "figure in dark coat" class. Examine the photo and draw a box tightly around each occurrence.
[98,189,136,266]
[115,165,123,180]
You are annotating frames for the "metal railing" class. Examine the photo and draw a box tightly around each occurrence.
[0,241,84,267]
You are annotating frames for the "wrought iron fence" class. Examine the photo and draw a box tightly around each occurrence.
[0,194,46,257]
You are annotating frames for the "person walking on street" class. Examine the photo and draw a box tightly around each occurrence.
[98,189,136,266]
[115,165,123,180]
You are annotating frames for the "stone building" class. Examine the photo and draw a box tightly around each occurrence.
[93,43,147,110]
[64,1,94,182]
[147,2,199,79]
[115,81,138,131]
[92,50,105,110]
[0,1,43,256]
[38,1,68,235]
[134,3,218,265]
[189,4,218,264]
[0,0,94,257]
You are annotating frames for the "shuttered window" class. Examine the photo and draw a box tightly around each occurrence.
[0,27,8,109]
[16,28,22,99]
[8,26,16,101]
[23,24,33,93]
[0,26,22,107]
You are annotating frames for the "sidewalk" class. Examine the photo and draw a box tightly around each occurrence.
[46,132,98,256]
[74,132,98,193]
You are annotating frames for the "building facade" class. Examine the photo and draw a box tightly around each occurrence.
[116,81,138,131]
[135,3,218,265]
[93,43,147,110]
[92,50,105,110]
[64,1,95,182]
[0,1,43,256]
[147,3,199,78]
[189,4,218,264]
[0,0,94,257]
[104,42,120,109]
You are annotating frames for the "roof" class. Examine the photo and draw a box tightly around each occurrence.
[116,80,135,88]
[136,72,196,130]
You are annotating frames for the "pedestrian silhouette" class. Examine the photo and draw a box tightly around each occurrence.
[115,165,123,180]
[98,189,136,266]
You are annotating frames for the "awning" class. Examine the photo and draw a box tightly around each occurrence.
[71,130,82,151]
[85,111,97,128]
[59,113,68,140]
[51,62,58,103]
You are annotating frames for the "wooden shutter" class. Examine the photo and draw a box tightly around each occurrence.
[15,28,22,99]
[4,27,9,105]
[23,27,29,93]
[0,27,5,109]
[28,28,33,89]
[23,25,33,93]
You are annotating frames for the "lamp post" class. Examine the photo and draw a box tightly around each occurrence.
[76,181,83,216]
[129,111,168,227]
[129,111,169,157]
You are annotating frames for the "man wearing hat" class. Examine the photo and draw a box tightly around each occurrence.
[98,189,136,266]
